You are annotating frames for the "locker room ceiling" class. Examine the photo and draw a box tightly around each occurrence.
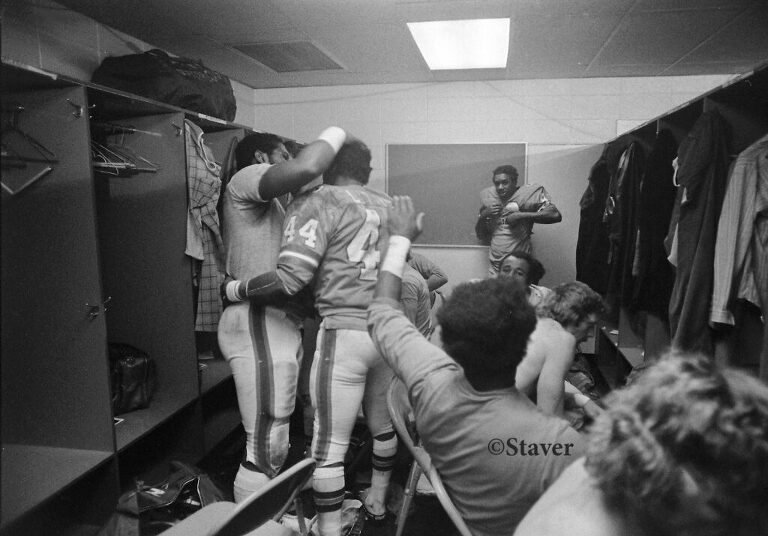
[56,0,768,89]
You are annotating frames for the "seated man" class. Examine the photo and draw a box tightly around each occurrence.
[497,250,551,308]
[367,196,585,536]
[407,251,448,306]
[515,281,604,422]
[515,351,768,536]
[401,260,433,337]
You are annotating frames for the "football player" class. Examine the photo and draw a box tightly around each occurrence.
[224,139,396,536]
[218,127,347,502]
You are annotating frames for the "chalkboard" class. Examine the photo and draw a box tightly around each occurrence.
[386,143,527,246]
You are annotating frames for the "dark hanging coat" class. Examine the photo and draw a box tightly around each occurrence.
[603,142,644,319]
[576,145,611,294]
[631,129,678,317]
[665,110,730,354]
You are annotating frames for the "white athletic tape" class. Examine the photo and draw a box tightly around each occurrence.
[317,127,346,154]
[380,236,411,278]
[226,281,243,302]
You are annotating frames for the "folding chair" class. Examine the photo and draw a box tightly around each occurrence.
[386,380,474,536]
[161,458,315,536]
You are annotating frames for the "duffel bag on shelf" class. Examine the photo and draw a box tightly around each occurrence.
[109,342,157,415]
[92,48,236,121]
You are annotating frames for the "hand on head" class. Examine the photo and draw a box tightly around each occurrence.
[388,196,424,241]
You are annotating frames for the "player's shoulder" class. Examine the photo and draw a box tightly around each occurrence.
[343,184,390,203]
[518,183,545,193]
[534,317,568,339]
[322,184,391,207]
[289,184,338,209]
[362,186,392,207]
[230,163,270,183]
[401,264,423,286]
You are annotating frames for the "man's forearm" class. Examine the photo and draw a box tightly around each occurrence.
[535,204,562,223]
[223,271,288,304]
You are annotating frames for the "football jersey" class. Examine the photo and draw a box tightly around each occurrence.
[221,163,286,279]
[481,184,553,259]
[276,184,391,330]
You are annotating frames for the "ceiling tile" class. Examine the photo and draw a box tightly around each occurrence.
[592,8,742,66]
[635,0,755,12]
[680,4,768,64]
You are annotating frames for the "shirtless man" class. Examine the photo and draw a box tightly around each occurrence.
[515,281,604,420]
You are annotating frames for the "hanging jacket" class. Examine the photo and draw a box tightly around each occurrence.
[576,145,611,294]
[616,141,646,307]
[602,141,643,318]
[632,129,678,316]
[665,110,729,354]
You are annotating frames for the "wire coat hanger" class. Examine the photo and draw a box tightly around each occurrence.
[1,104,58,195]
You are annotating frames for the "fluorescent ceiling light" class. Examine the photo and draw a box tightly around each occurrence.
[407,18,510,70]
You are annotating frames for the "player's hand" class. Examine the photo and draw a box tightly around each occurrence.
[389,196,424,241]
[479,205,501,218]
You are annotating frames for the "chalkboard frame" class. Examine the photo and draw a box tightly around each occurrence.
[385,142,528,246]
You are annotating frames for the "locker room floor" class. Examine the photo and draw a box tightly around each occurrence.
[199,426,462,536]
[197,350,613,536]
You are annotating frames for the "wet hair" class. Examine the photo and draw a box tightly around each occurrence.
[234,132,285,171]
[537,281,604,328]
[499,250,546,285]
[585,352,768,536]
[323,140,372,185]
[492,165,518,180]
[437,278,536,389]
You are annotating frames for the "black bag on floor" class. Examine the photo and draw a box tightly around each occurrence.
[97,461,227,536]
[109,343,157,415]
[92,49,236,121]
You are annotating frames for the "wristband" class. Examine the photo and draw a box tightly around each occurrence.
[573,393,591,408]
[380,236,411,278]
[225,281,244,302]
[317,127,346,154]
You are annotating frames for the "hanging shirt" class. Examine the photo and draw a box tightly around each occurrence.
[184,120,225,332]
[710,134,768,326]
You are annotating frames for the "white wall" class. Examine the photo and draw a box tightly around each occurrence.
[251,74,732,291]
[0,0,256,126]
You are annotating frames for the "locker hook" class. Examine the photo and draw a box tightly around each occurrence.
[66,99,83,118]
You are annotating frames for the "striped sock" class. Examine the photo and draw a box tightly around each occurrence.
[313,463,345,536]
[368,430,397,511]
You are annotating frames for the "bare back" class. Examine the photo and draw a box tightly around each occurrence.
[516,317,577,415]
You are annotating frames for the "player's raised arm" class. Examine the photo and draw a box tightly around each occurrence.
[259,127,348,199]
